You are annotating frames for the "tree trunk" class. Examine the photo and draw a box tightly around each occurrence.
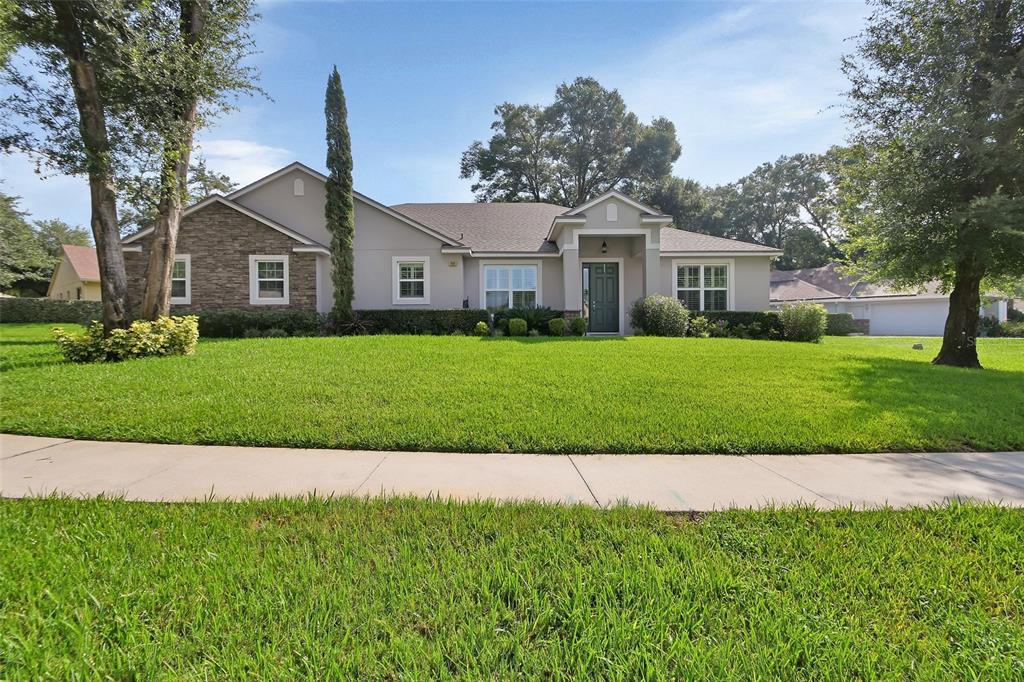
[139,0,204,320]
[933,260,984,368]
[52,1,130,333]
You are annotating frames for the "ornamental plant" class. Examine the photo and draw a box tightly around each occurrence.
[778,302,828,342]
[629,294,689,337]
[53,316,199,363]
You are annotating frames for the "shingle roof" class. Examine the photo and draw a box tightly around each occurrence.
[62,244,99,281]
[391,202,567,253]
[392,202,778,254]
[658,228,780,253]
[770,264,946,302]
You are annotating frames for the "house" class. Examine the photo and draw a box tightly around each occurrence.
[121,162,781,334]
[770,263,1008,336]
[47,245,101,301]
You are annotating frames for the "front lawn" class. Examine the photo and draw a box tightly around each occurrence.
[1,498,1021,678]
[1,323,1022,453]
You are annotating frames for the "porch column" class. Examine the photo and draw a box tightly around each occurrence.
[644,246,661,297]
[562,247,581,313]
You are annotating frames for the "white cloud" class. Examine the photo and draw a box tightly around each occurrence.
[195,138,293,186]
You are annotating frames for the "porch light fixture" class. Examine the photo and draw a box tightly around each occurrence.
[601,240,608,254]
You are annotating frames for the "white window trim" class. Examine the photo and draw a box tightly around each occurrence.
[392,256,430,305]
[671,259,735,312]
[249,255,290,305]
[478,260,543,310]
[580,257,625,335]
[170,254,191,305]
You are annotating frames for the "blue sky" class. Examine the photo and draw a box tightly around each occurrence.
[1,0,869,227]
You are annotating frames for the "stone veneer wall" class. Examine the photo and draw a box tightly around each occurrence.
[124,202,317,314]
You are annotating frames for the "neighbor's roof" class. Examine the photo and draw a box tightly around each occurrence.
[771,263,946,302]
[391,202,569,253]
[62,244,99,281]
[392,201,779,254]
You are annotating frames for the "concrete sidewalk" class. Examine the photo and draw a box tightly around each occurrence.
[2,434,1023,511]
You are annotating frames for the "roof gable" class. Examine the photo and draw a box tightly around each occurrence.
[563,189,669,218]
[62,244,99,281]
[122,195,323,246]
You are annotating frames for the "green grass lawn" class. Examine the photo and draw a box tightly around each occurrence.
[1,498,1021,678]
[1,322,1022,453]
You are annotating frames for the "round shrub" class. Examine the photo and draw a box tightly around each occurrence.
[53,316,199,363]
[688,315,713,338]
[508,318,527,336]
[548,318,566,336]
[629,294,690,337]
[473,321,490,336]
[779,302,828,342]
[570,315,587,336]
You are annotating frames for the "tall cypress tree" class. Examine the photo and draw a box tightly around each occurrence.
[325,65,354,318]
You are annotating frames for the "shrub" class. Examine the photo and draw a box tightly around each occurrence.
[981,318,1024,338]
[779,302,828,342]
[473,321,490,336]
[826,313,858,336]
[508,318,527,336]
[528,329,540,337]
[329,309,489,336]
[0,297,102,324]
[701,311,783,339]
[53,316,199,363]
[548,318,566,336]
[629,294,689,337]
[493,306,561,334]
[197,309,323,338]
[687,315,713,338]
[570,316,587,336]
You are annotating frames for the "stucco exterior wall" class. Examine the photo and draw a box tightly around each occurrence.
[659,255,772,312]
[463,257,564,310]
[232,169,331,246]
[350,201,463,309]
[124,202,318,313]
[47,259,101,301]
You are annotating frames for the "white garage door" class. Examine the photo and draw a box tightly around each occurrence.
[868,300,949,336]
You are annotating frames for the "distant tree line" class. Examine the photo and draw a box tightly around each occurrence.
[0,191,91,296]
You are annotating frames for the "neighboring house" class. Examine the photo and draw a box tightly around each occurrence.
[770,263,1008,336]
[121,162,781,334]
[47,245,101,301]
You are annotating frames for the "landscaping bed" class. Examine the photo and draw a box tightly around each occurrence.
[2,323,1022,453]
[1,498,1021,678]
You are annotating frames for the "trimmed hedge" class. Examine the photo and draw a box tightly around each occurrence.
[702,311,783,339]
[195,309,324,338]
[826,313,858,336]
[0,298,103,324]
[333,309,490,335]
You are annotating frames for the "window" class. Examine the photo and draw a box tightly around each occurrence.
[75,287,82,300]
[675,263,729,312]
[249,255,289,305]
[392,257,430,304]
[170,255,190,305]
[293,178,304,196]
[483,264,538,310]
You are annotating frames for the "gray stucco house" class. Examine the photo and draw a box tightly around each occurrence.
[122,162,781,334]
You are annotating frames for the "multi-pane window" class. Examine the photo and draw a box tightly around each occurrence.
[257,261,285,298]
[398,262,425,299]
[484,265,537,310]
[675,264,728,312]
[393,258,429,304]
[249,256,288,305]
[170,255,190,304]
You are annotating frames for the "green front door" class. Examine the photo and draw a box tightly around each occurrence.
[584,262,619,333]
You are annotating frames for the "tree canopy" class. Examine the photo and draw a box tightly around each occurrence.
[460,77,681,207]
[0,191,90,295]
[841,0,1024,367]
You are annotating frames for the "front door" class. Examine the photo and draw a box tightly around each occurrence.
[583,262,619,333]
